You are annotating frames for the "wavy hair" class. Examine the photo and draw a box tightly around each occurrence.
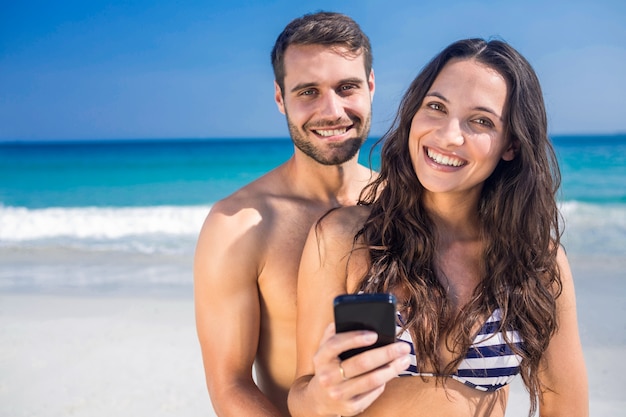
[355,38,563,415]
[270,11,373,93]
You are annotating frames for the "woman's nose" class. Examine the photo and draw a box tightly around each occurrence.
[437,118,465,147]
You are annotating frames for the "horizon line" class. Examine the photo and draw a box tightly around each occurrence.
[2,131,626,145]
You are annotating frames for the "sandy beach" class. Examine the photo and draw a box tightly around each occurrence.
[1,253,624,416]
[0,293,213,417]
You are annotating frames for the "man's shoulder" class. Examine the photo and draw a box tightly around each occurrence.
[202,166,292,235]
[210,187,268,216]
[210,168,286,216]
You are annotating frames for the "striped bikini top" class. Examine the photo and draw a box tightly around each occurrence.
[397,309,523,392]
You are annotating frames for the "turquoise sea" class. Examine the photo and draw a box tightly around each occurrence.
[1,135,625,294]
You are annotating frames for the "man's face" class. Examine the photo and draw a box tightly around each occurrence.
[274,44,375,166]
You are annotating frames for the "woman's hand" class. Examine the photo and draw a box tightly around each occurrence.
[290,323,411,417]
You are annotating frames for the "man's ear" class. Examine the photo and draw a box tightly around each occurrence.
[502,139,518,161]
[274,81,286,115]
[368,68,375,101]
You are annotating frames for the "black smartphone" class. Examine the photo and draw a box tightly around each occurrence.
[333,293,397,360]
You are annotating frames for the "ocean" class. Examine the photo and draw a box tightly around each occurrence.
[1,135,625,295]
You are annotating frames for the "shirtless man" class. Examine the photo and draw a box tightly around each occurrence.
[194,12,376,416]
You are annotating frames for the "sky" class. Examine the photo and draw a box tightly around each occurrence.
[1,0,625,141]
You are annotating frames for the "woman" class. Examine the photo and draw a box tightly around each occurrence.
[288,39,588,416]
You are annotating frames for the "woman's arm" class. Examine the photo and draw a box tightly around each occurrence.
[538,247,589,416]
[288,207,411,417]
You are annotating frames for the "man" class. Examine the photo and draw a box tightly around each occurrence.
[194,11,376,416]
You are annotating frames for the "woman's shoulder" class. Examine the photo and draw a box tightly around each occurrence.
[311,205,372,282]
[318,204,372,237]
[315,202,371,242]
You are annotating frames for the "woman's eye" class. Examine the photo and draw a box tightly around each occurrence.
[474,118,494,128]
[427,102,444,111]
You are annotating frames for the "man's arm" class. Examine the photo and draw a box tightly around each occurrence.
[194,201,282,416]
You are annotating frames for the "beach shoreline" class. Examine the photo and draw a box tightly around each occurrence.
[1,253,625,416]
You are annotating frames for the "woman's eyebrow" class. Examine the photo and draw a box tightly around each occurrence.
[426,91,502,120]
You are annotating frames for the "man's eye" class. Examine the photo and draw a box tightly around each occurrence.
[336,85,357,95]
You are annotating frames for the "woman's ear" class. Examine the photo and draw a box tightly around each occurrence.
[502,139,518,161]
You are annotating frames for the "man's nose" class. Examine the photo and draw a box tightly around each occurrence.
[318,92,343,119]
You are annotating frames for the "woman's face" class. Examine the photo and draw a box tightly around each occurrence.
[408,58,515,198]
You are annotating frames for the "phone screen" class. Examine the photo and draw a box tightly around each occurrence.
[333,293,397,360]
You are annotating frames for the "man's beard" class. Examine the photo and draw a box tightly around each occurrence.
[286,113,371,166]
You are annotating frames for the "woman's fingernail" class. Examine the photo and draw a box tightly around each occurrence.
[363,332,377,342]
[401,355,411,368]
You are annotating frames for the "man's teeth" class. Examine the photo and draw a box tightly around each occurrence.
[315,128,347,137]
[427,148,464,167]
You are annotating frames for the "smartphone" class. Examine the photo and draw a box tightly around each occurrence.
[333,293,397,360]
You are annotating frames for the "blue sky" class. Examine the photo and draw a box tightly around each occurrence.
[1,0,625,141]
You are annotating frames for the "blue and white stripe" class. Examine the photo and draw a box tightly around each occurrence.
[397,309,523,392]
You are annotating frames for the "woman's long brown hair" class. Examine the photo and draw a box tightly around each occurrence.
[355,38,563,416]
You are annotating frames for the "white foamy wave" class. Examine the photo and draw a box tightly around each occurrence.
[1,202,623,256]
[560,201,626,256]
[560,201,626,225]
[0,205,210,240]
[0,205,211,254]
